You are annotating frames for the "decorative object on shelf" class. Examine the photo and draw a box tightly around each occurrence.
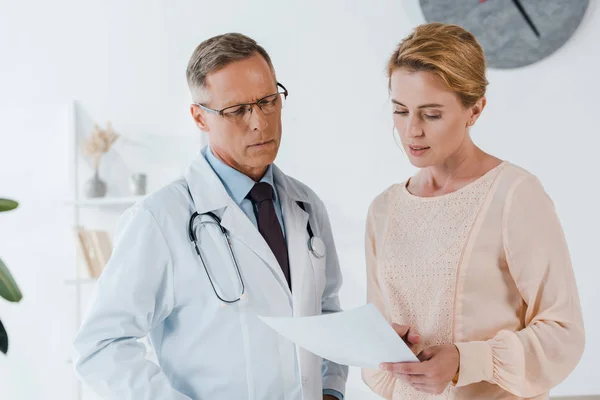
[408,0,589,69]
[129,173,147,196]
[75,227,113,278]
[81,121,119,198]
[0,198,23,355]
[83,170,107,198]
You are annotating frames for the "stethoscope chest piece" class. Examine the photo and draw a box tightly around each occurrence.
[308,236,326,259]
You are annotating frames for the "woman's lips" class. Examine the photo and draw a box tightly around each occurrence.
[408,144,430,157]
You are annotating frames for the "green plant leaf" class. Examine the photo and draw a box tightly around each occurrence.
[0,199,18,213]
[0,258,22,302]
[0,318,7,354]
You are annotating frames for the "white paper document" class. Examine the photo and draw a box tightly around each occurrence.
[258,304,419,369]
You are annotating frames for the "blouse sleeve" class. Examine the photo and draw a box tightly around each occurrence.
[454,176,585,397]
[361,202,397,399]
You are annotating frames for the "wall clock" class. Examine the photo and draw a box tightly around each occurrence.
[408,0,589,69]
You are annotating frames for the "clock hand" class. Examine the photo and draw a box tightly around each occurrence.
[512,0,541,38]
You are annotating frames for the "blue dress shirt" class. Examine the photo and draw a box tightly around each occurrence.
[205,147,285,234]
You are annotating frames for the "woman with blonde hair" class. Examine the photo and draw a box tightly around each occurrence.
[362,23,584,399]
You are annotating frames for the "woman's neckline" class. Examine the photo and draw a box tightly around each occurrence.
[402,161,507,201]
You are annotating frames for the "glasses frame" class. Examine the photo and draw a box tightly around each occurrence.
[195,82,288,119]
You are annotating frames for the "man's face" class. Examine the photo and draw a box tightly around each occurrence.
[191,53,283,178]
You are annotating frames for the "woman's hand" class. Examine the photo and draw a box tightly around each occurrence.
[390,323,422,352]
[380,344,460,395]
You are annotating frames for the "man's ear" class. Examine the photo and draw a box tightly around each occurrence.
[190,104,210,132]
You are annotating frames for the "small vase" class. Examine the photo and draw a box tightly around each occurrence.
[84,169,107,198]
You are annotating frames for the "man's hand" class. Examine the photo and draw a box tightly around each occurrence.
[380,344,460,395]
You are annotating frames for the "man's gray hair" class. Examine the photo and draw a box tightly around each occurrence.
[186,33,275,103]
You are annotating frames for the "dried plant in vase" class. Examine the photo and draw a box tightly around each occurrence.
[81,122,119,198]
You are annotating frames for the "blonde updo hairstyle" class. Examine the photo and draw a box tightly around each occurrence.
[388,23,489,108]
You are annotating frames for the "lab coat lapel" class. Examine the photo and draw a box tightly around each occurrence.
[184,147,292,300]
[273,166,313,316]
[219,205,292,300]
[279,191,311,316]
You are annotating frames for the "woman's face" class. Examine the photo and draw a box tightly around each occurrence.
[390,68,483,169]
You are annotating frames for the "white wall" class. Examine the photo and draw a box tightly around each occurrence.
[0,104,75,399]
[0,0,598,399]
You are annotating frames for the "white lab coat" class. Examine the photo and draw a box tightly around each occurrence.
[73,147,348,400]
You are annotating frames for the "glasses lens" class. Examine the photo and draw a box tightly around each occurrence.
[222,104,252,122]
[258,93,285,115]
[279,92,286,109]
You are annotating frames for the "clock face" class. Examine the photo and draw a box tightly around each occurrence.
[418,0,589,69]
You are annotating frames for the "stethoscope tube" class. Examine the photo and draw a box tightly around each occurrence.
[188,211,246,304]
[188,202,325,305]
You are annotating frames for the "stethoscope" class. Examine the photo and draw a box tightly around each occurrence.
[188,202,325,305]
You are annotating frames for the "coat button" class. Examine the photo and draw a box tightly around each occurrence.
[302,377,308,387]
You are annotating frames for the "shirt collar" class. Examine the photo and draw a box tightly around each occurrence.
[204,146,278,206]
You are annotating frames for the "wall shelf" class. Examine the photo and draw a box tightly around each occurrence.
[65,278,97,285]
[65,196,145,208]
[64,104,147,400]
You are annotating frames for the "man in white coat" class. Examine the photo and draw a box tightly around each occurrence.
[73,33,348,399]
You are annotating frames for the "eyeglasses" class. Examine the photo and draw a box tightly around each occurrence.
[195,82,288,123]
